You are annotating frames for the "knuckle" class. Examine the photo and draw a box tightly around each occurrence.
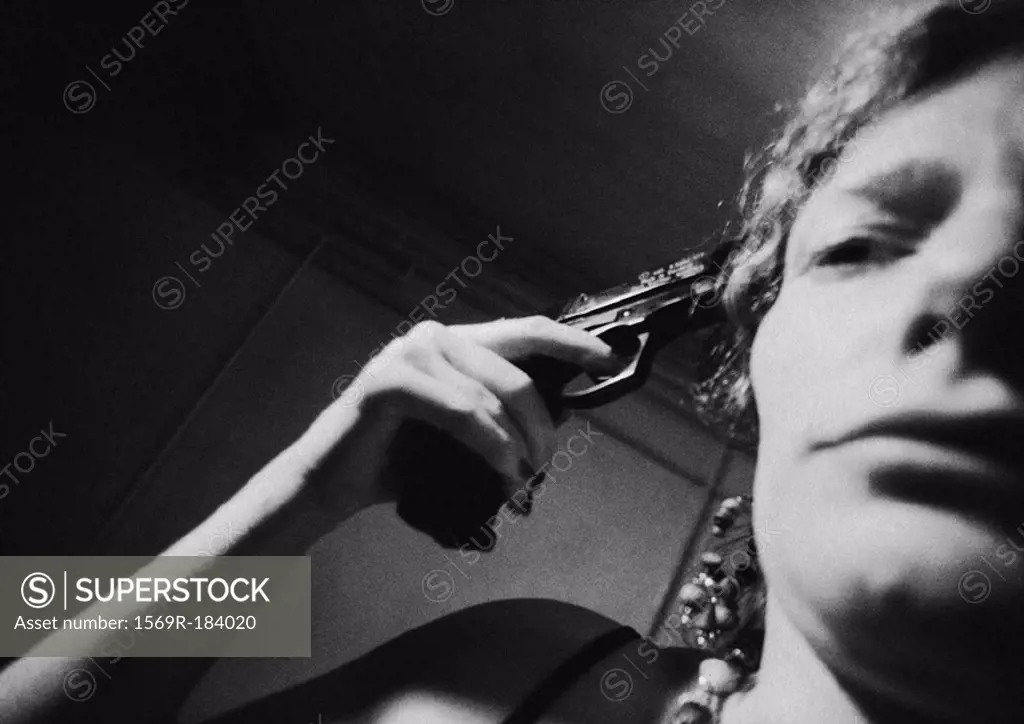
[380,335,407,358]
[443,395,509,446]
[444,392,479,422]
[401,342,434,369]
[475,387,502,416]
[411,319,444,340]
[500,364,532,392]
[524,314,553,334]
[388,325,446,365]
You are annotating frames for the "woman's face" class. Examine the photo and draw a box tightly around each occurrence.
[750,56,1024,670]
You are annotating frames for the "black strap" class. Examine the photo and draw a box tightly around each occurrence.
[501,625,642,724]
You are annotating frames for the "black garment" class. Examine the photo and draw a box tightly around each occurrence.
[502,626,643,724]
[184,599,706,724]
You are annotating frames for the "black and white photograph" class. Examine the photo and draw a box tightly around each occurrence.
[3,1,1024,722]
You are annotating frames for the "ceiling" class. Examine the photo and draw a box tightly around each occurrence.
[23,0,915,290]
[237,0,901,288]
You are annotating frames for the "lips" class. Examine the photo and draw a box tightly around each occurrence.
[816,409,1024,499]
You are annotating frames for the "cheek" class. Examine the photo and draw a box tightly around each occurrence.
[750,282,850,447]
[750,297,833,608]
[750,291,809,435]
[748,286,838,531]
[749,299,797,526]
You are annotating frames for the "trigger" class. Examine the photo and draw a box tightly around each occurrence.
[592,326,641,379]
[601,326,642,358]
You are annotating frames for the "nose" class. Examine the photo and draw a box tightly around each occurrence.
[900,213,1024,390]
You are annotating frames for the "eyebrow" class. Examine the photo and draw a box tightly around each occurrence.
[835,158,961,227]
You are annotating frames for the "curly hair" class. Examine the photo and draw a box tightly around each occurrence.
[692,0,1024,451]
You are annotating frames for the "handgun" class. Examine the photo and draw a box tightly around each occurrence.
[388,244,733,550]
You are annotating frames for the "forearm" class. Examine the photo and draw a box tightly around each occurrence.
[0,442,355,724]
[166,443,340,557]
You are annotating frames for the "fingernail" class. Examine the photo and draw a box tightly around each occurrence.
[508,490,533,517]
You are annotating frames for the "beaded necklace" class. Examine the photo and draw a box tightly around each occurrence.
[661,495,761,723]
[664,655,754,723]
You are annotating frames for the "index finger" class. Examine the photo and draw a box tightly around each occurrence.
[450,316,620,370]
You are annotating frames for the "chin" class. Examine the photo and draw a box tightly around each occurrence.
[759,461,1024,663]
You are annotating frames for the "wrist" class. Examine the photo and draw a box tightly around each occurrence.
[220,450,339,555]
[293,394,403,508]
[266,442,356,527]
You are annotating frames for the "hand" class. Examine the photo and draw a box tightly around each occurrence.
[295,316,622,516]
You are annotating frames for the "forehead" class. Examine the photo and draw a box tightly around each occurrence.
[793,57,1024,237]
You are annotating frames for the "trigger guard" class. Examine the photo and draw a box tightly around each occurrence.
[560,331,651,408]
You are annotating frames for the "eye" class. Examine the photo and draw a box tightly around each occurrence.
[815,237,874,266]
[810,235,907,271]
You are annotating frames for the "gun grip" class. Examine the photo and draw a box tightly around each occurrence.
[389,354,582,550]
